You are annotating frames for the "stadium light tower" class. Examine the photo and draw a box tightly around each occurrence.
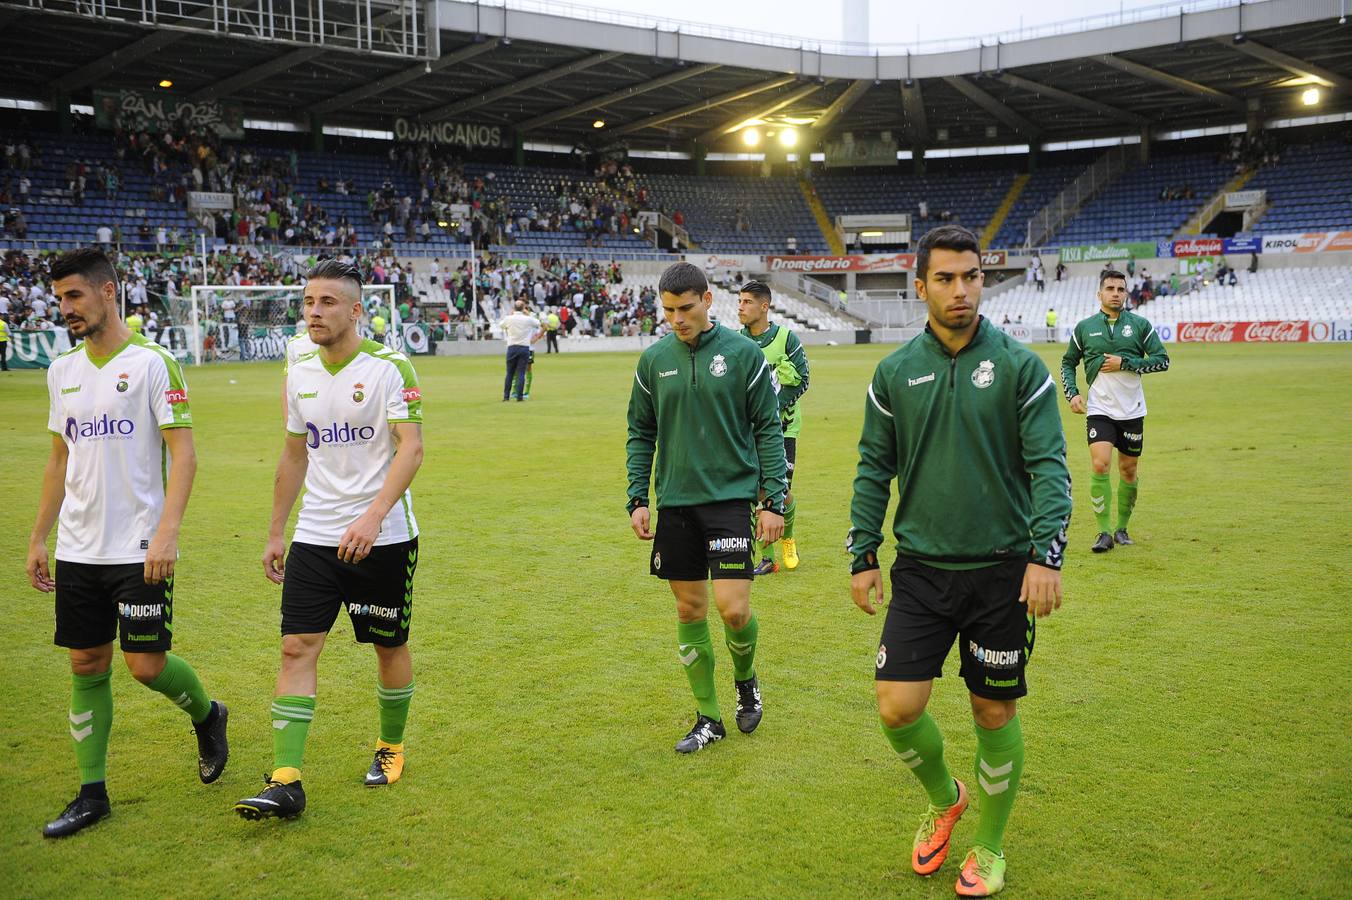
[742,128,761,147]
[1302,87,1321,106]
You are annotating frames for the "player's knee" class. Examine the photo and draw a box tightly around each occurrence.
[970,697,1016,730]
[124,651,166,685]
[280,633,323,666]
[1091,457,1111,475]
[675,603,705,624]
[70,647,112,676]
[876,688,925,728]
[720,606,751,631]
[1119,459,1138,480]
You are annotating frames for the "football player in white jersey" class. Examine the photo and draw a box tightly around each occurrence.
[236,260,424,821]
[26,248,228,838]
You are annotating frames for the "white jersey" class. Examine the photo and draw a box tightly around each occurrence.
[285,330,318,370]
[499,312,540,347]
[46,334,194,563]
[286,339,422,547]
[1086,372,1147,420]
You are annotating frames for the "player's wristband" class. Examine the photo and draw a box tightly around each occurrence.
[626,497,648,515]
[850,550,880,575]
[758,495,785,516]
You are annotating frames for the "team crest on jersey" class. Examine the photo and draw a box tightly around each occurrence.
[352,383,366,403]
[115,373,130,393]
[1122,324,1133,337]
[971,360,995,389]
[709,354,728,377]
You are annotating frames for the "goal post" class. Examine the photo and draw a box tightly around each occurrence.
[188,284,398,366]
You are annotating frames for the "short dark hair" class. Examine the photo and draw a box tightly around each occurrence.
[50,247,118,292]
[1099,268,1127,286]
[307,258,364,290]
[738,280,772,304]
[914,225,980,281]
[658,262,708,297]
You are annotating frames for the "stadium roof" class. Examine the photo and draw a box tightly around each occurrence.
[1,0,1349,152]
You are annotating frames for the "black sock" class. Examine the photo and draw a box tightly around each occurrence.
[195,700,219,729]
[79,781,109,801]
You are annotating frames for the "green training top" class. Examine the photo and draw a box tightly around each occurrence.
[741,322,810,439]
[848,317,1072,571]
[1060,308,1170,421]
[627,322,788,512]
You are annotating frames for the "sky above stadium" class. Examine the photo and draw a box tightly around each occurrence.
[563,0,1172,47]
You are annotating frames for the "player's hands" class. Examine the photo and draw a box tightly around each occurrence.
[1069,394,1087,415]
[851,568,885,615]
[143,530,177,584]
[338,510,382,564]
[756,509,784,544]
[1101,354,1123,373]
[26,540,54,592]
[263,535,287,584]
[1020,563,1063,618]
[630,506,654,540]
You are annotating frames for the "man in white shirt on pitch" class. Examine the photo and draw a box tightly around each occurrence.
[498,300,540,402]
[236,260,424,821]
[27,248,228,838]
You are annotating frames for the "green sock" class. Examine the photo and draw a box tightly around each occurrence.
[377,679,415,744]
[723,615,758,682]
[272,695,315,772]
[972,715,1025,854]
[782,497,796,539]
[1116,477,1139,530]
[145,653,212,723]
[1090,472,1112,533]
[881,712,959,808]
[676,619,720,721]
[525,370,533,394]
[70,670,114,785]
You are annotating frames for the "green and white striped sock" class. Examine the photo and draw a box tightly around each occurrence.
[271,695,315,772]
[377,679,415,744]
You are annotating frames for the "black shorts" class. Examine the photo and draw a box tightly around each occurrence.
[875,556,1035,700]
[281,539,418,647]
[55,560,174,652]
[783,436,797,488]
[1086,415,1144,457]
[651,500,754,581]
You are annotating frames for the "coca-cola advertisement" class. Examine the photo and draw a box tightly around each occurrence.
[1177,321,1310,342]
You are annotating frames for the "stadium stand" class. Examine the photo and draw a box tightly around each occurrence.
[984,266,1352,327]
[1241,139,1352,236]
[988,161,1086,249]
[1048,150,1233,246]
[638,172,828,255]
[812,165,1016,241]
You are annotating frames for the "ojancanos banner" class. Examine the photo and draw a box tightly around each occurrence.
[766,254,914,273]
[1177,321,1309,342]
[393,118,504,149]
[1260,231,1352,254]
[94,89,244,139]
[8,330,74,368]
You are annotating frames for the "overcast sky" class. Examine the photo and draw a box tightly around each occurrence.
[552,0,1175,47]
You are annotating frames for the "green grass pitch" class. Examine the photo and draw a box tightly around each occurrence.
[1,342,1349,897]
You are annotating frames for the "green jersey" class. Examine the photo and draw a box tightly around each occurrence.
[1060,309,1170,420]
[848,317,1072,571]
[626,322,787,511]
[741,322,809,438]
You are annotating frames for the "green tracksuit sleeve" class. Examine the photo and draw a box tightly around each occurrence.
[847,367,897,571]
[1017,357,1072,568]
[1120,323,1171,375]
[748,358,789,509]
[625,358,657,508]
[1059,324,1084,400]
[776,331,810,411]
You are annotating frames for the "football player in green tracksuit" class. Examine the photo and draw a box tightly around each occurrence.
[848,225,1072,897]
[626,262,787,754]
[1060,269,1170,553]
[737,280,809,574]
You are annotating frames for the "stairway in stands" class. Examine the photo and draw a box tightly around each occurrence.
[799,175,845,255]
[981,174,1029,249]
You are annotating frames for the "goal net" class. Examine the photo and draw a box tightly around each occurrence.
[188,284,398,366]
